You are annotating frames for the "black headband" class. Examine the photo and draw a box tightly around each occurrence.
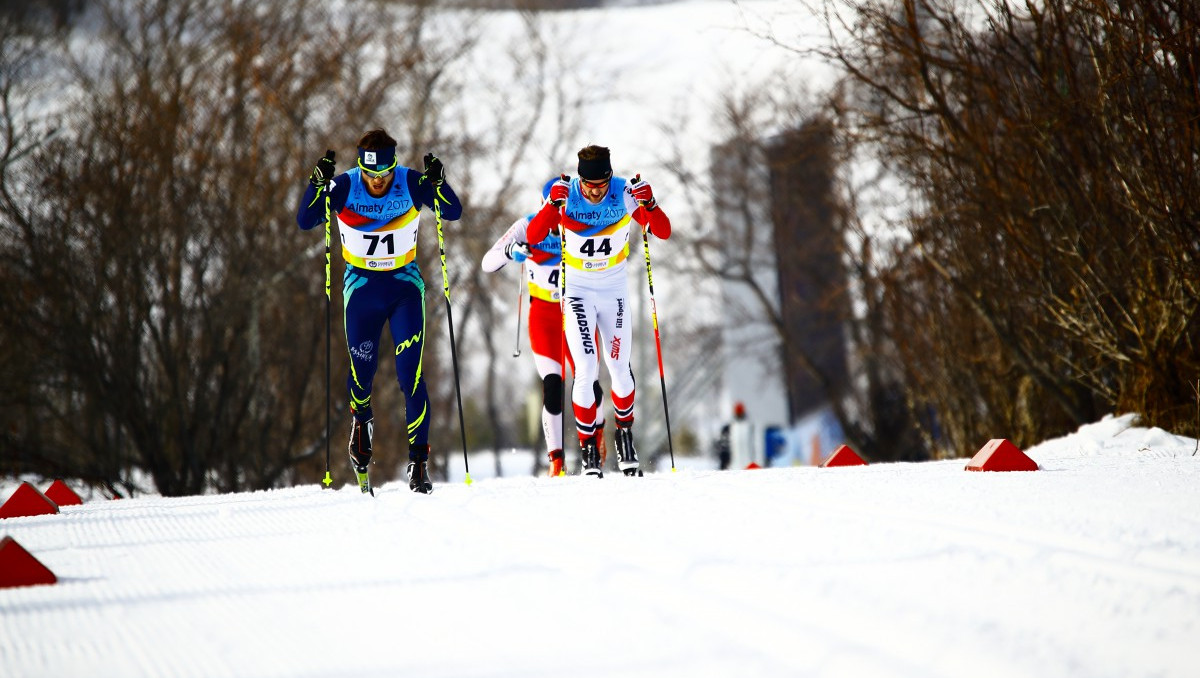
[577,156,613,182]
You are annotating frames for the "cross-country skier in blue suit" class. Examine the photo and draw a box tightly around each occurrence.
[297,129,462,495]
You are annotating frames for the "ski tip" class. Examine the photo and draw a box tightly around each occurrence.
[464,473,473,486]
[321,472,333,488]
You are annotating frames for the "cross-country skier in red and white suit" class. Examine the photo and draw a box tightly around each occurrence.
[525,145,671,477]
[481,180,608,477]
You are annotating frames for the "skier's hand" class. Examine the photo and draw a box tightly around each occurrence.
[310,150,336,187]
[548,174,570,208]
[422,153,445,186]
[630,174,657,211]
[504,241,530,263]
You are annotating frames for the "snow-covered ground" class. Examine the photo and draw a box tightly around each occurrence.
[3,414,1198,677]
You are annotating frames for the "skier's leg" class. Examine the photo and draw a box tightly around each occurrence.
[529,297,565,474]
[388,268,433,494]
[342,269,389,479]
[596,289,639,474]
[564,291,604,477]
[596,290,636,425]
[593,379,609,467]
[563,293,601,445]
[388,268,430,453]
[343,268,388,425]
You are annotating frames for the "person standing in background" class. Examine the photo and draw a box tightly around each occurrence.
[727,401,757,469]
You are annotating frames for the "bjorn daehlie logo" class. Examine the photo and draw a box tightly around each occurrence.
[569,298,594,355]
[363,151,377,165]
[350,340,375,362]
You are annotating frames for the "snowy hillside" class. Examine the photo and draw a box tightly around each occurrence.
[3,414,1198,677]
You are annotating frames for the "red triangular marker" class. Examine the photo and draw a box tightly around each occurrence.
[966,439,1039,472]
[0,482,60,519]
[821,444,867,467]
[0,536,58,588]
[44,479,83,506]
[745,462,761,470]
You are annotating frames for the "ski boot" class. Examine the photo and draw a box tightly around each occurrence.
[614,423,643,477]
[548,449,566,477]
[348,418,374,495]
[580,436,603,478]
[408,444,433,494]
[596,422,609,470]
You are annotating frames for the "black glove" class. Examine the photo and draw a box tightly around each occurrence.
[310,150,335,187]
[504,241,530,263]
[422,153,444,185]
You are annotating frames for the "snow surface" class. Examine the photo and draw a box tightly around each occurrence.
[3,414,1199,677]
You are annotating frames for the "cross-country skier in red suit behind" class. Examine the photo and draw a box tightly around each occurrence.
[525,145,671,477]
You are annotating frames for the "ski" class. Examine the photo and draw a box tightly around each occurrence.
[353,465,373,496]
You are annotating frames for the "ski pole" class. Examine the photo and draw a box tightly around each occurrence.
[322,151,335,488]
[557,183,569,475]
[434,195,472,485]
[633,175,676,471]
[559,229,568,475]
[513,264,524,358]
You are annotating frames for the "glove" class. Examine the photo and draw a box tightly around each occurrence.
[630,174,657,211]
[422,153,444,185]
[310,150,336,187]
[548,174,570,207]
[504,241,530,263]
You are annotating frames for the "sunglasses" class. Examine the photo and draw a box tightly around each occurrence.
[359,159,397,179]
[580,177,611,190]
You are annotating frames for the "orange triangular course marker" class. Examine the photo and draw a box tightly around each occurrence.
[44,479,84,506]
[966,439,1039,472]
[821,444,867,467]
[0,482,60,519]
[0,536,58,588]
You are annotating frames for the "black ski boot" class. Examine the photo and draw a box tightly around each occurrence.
[581,437,603,478]
[596,421,609,470]
[348,418,374,495]
[615,424,643,477]
[408,444,433,494]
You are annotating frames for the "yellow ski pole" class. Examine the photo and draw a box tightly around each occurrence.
[321,150,335,488]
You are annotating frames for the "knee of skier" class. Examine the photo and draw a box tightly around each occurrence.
[543,374,563,415]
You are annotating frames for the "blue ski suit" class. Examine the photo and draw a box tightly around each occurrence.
[297,166,462,451]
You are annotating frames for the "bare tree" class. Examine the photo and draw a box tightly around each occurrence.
[0,0,486,495]
[810,0,1200,446]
